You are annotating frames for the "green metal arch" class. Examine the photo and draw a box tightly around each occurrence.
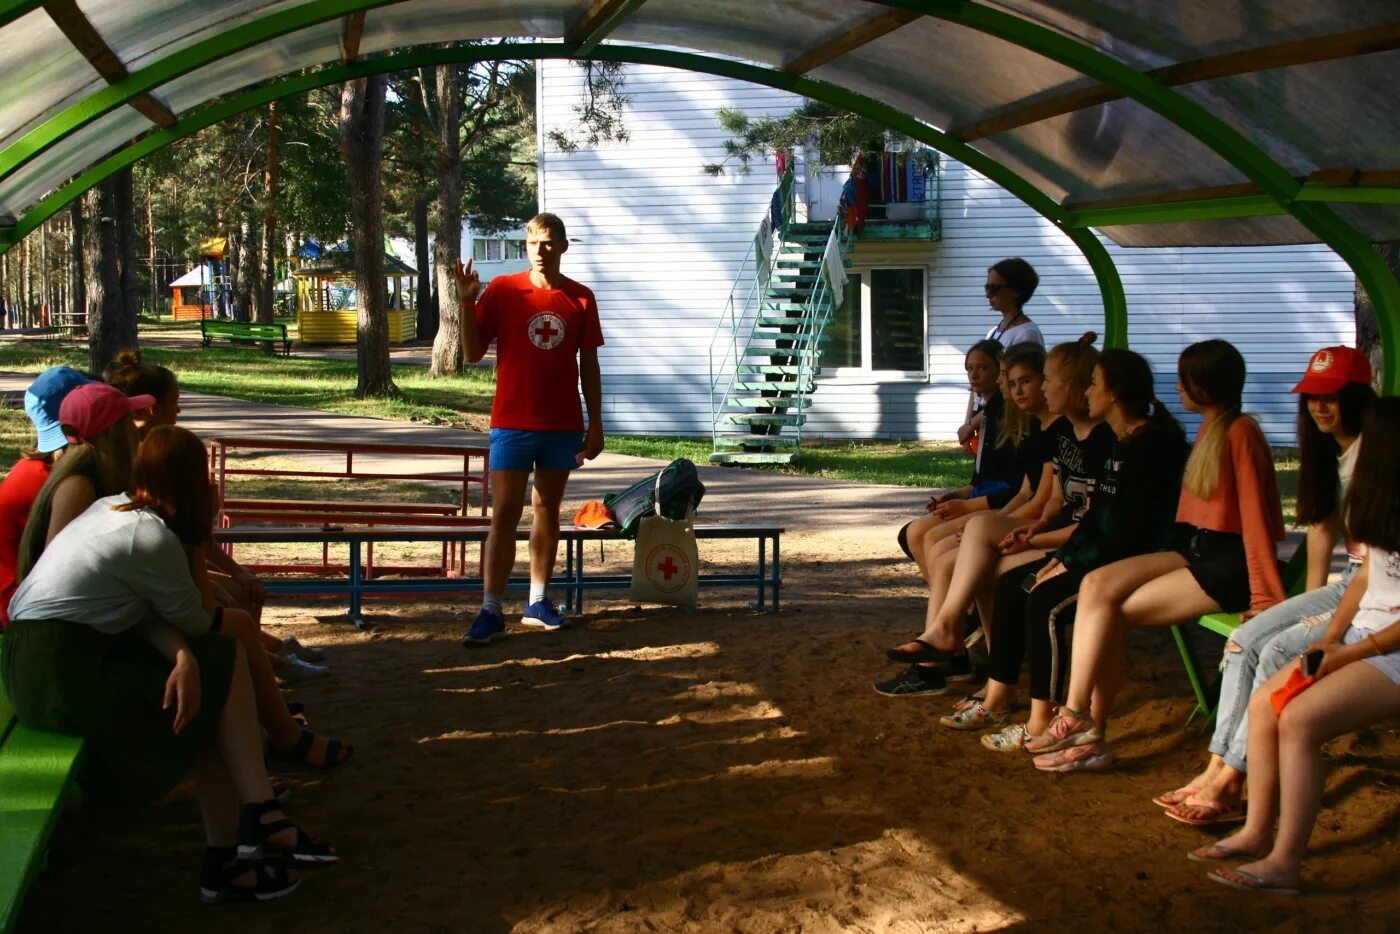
[1,3,1395,377]
[0,41,1130,347]
[877,0,1399,391]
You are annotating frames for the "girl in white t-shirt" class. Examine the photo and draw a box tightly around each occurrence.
[1199,396,1400,895]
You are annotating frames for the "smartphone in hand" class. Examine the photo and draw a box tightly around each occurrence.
[1301,649,1325,678]
[1021,571,1039,593]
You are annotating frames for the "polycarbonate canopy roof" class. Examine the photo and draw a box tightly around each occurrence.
[2,0,1398,249]
[3,0,1400,387]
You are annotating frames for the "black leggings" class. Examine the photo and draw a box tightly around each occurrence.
[987,558,1085,703]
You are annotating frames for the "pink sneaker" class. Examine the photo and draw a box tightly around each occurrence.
[1024,708,1101,754]
[1033,741,1116,773]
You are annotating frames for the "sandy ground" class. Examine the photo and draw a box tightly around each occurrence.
[6,382,1400,932]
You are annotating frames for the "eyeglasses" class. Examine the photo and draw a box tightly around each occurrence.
[983,283,1010,294]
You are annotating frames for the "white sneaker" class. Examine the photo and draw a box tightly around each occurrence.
[282,636,326,661]
[277,654,330,684]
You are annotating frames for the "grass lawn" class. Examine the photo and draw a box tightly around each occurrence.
[0,336,1301,521]
[0,338,496,430]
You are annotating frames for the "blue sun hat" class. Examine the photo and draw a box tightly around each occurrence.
[23,366,92,454]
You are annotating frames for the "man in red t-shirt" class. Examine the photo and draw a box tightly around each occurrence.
[453,213,604,645]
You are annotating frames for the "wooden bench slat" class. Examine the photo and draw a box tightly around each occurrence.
[200,320,291,357]
[222,498,463,515]
[213,522,783,623]
[214,524,782,544]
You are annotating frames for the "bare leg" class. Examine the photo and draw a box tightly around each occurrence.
[908,518,1040,652]
[982,678,1017,712]
[905,512,963,580]
[528,468,570,590]
[923,514,1034,647]
[1025,698,1055,736]
[1227,662,1400,887]
[217,610,344,766]
[219,644,278,803]
[1058,553,1194,716]
[214,644,318,854]
[484,469,530,596]
[191,747,239,846]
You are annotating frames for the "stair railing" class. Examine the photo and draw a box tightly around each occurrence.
[787,206,854,449]
[708,168,795,452]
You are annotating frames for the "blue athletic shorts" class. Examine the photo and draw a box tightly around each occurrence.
[489,428,583,472]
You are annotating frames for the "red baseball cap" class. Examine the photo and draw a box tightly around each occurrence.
[1292,346,1372,395]
[59,382,155,444]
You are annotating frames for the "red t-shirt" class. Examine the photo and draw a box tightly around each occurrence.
[0,457,51,628]
[475,270,604,431]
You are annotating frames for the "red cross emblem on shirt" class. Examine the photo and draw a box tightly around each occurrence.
[527,312,566,350]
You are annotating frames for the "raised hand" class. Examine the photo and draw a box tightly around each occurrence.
[452,257,482,305]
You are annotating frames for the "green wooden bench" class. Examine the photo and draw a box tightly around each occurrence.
[0,645,86,934]
[199,319,291,356]
[1175,544,1311,727]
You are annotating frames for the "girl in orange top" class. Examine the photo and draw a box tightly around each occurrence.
[1025,340,1286,771]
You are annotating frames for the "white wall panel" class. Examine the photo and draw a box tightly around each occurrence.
[538,62,1355,444]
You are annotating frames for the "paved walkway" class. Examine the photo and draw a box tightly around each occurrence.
[0,371,930,541]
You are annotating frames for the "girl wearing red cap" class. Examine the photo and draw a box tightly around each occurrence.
[1156,346,1376,823]
[1201,397,1400,895]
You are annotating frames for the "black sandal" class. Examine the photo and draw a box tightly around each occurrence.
[272,727,352,770]
[200,845,301,903]
[885,638,956,663]
[237,800,338,868]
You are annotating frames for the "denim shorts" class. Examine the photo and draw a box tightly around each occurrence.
[489,428,583,472]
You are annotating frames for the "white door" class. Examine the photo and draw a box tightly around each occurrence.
[805,162,850,223]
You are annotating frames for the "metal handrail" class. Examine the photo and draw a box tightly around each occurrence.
[708,168,795,452]
[789,211,853,448]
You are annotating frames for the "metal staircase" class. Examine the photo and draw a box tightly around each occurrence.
[708,173,852,464]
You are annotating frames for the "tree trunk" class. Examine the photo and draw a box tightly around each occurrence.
[115,167,140,331]
[19,237,29,328]
[86,181,128,374]
[39,220,49,326]
[413,195,437,341]
[339,74,397,398]
[1355,241,1397,393]
[230,218,256,322]
[255,101,279,325]
[70,199,85,329]
[146,180,158,317]
[430,63,464,377]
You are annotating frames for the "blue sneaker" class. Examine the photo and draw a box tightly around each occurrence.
[521,599,568,631]
[461,609,506,646]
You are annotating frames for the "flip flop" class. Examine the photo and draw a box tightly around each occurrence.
[885,638,956,663]
[1206,866,1300,896]
[1166,799,1246,827]
[1152,785,1199,808]
[1187,842,1266,863]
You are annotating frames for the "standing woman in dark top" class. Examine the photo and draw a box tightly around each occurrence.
[969,350,1189,749]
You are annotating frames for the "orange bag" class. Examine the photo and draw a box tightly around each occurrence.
[1269,667,1316,716]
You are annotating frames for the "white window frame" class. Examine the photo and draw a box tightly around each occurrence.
[819,264,929,383]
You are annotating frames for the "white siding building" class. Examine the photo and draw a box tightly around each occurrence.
[537,62,1355,444]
